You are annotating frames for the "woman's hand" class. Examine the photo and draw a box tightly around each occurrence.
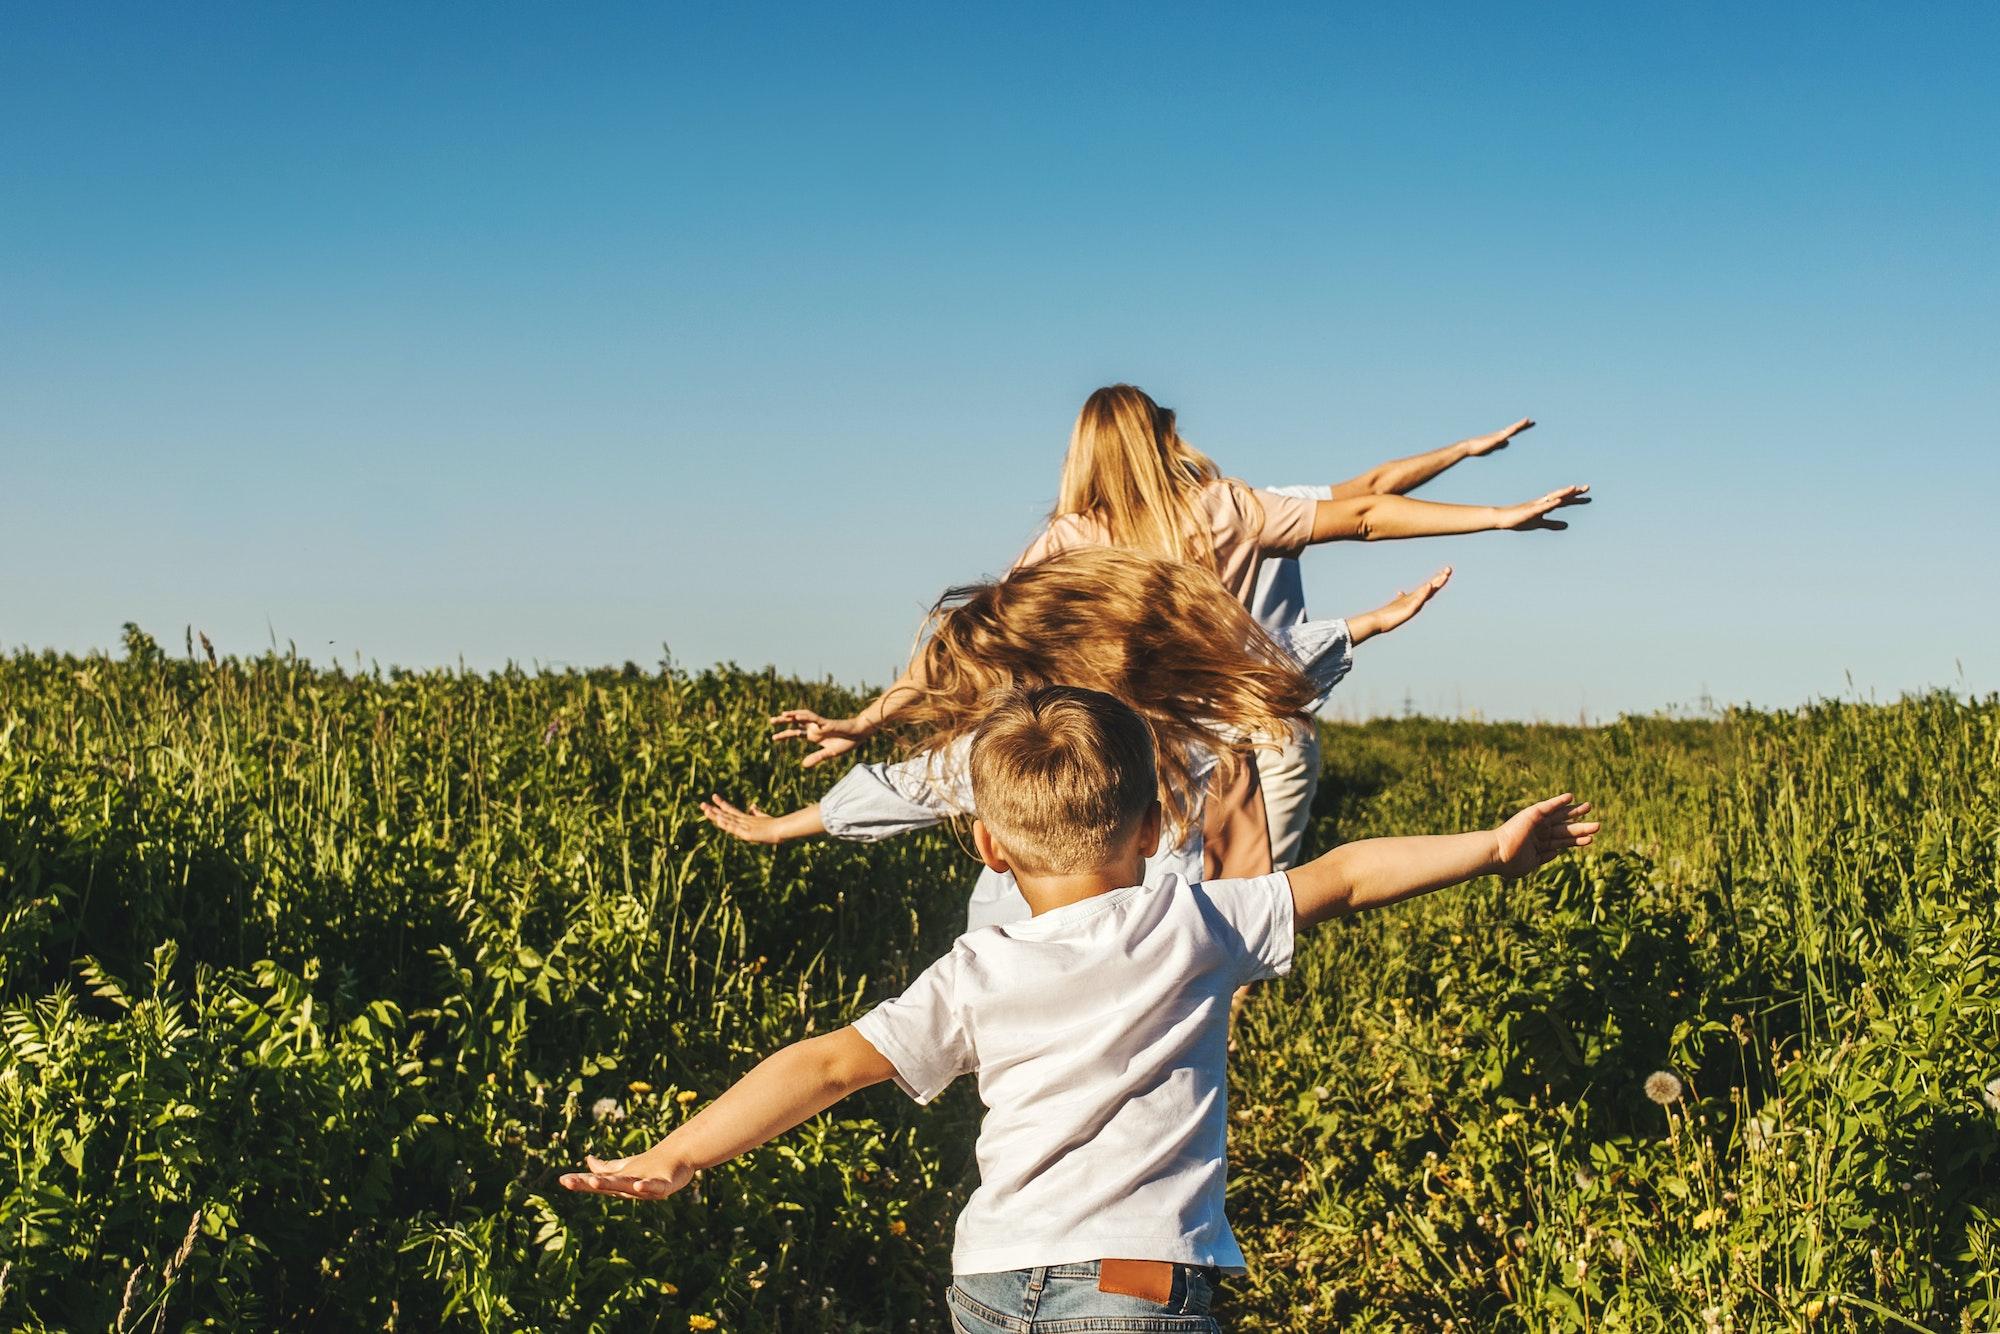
[560,1143,695,1201]
[1492,793,1599,879]
[1462,417,1536,457]
[770,709,870,768]
[1495,484,1591,531]
[1347,567,1451,645]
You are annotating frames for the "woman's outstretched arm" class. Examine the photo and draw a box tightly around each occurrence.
[1328,418,1536,498]
[1309,484,1589,543]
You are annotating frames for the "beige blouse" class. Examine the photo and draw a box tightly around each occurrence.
[1015,479,1317,607]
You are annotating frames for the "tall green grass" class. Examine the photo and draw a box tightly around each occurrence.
[2,626,1994,1330]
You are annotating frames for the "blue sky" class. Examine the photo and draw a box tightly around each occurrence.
[4,2,1995,719]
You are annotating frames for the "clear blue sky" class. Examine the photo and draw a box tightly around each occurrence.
[5,2,1995,719]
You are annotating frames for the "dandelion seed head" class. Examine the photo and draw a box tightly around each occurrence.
[591,1097,623,1123]
[1983,1076,2000,1114]
[1643,1070,1684,1105]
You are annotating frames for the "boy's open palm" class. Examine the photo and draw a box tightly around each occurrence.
[1495,793,1598,879]
[561,1148,694,1201]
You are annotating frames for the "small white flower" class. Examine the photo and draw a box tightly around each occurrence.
[591,1096,623,1123]
[1644,1070,1684,1106]
[1983,1077,2000,1114]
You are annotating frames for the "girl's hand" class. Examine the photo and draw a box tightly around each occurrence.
[1463,417,1536,457]
[700,794,788,844]
[1493,793,1599,879]
[1495,484,1590,531]
[1347,567,1451,645]
[560,1145,694,1201]
[770,709,869,769]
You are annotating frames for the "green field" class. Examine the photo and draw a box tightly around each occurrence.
[3,627,1996,1331]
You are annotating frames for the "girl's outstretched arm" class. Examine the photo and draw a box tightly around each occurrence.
[772,660,930,768]
[704,748,969,848]
[699,797,825,845]
[559,1029,895,1200]
[1329,418,1536,498]
[1345,567,1452,646]
[1308,485,1589,543]
[1288,793,1599,929]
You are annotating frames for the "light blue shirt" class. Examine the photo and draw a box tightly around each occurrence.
[1246,484,1334,634]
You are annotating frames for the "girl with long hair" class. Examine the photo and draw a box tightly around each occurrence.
[700,548,1447,929]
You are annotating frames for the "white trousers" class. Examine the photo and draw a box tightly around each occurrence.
[1254,724,1322,871]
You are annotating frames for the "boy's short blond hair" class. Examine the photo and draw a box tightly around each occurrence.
[968,685,1158,875]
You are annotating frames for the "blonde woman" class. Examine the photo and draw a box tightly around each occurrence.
[702,548,1448,929]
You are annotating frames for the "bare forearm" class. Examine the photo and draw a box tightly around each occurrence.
[648,1031,888,1174]
[1289,829,1498,927]
[769,804,827,842]
[1330,440,1474,499]
[1311,494,1502,543]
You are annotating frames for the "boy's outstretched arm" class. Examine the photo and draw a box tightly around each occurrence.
[1329,418,1537,499]
[1288,794,1598,929]
[560,1029,894,1200]
[699,797,825,845]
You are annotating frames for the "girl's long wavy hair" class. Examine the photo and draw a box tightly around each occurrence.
[891,548,1319,840]
[1051,383,1249,569]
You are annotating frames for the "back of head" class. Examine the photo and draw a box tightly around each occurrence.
[899,548,1318,841]
[969,685,1158,876]
[1054,384,1223,567]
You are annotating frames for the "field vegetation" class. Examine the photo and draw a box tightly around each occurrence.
[2,626,1996,1330]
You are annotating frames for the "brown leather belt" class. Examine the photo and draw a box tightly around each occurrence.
[1097,1258,1175,1304]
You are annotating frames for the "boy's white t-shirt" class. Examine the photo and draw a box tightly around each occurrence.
[851,872,1295,1276]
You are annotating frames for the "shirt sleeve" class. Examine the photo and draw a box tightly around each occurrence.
[817,749,973,842]
[1271,616,1354,707]
[1013,513,1101,571]
[1201,873,1297,986]
[1250,487,1318,557]
[1258,484,1336,502]
[852,948,977,1104]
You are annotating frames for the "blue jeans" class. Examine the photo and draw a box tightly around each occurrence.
[947,1262,1222,1332]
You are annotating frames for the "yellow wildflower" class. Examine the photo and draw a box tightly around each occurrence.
[660,1281,679,1296]
[676,1090,699,1106]
[888,1219,907,1237]
[628,1080,654,1095]
[688,1317,718,1332]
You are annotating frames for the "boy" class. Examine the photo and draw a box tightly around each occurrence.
[563,686,1596,1330]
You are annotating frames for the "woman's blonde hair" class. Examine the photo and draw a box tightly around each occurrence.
[1052,384,1240,568]
[892,548,1318,839]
